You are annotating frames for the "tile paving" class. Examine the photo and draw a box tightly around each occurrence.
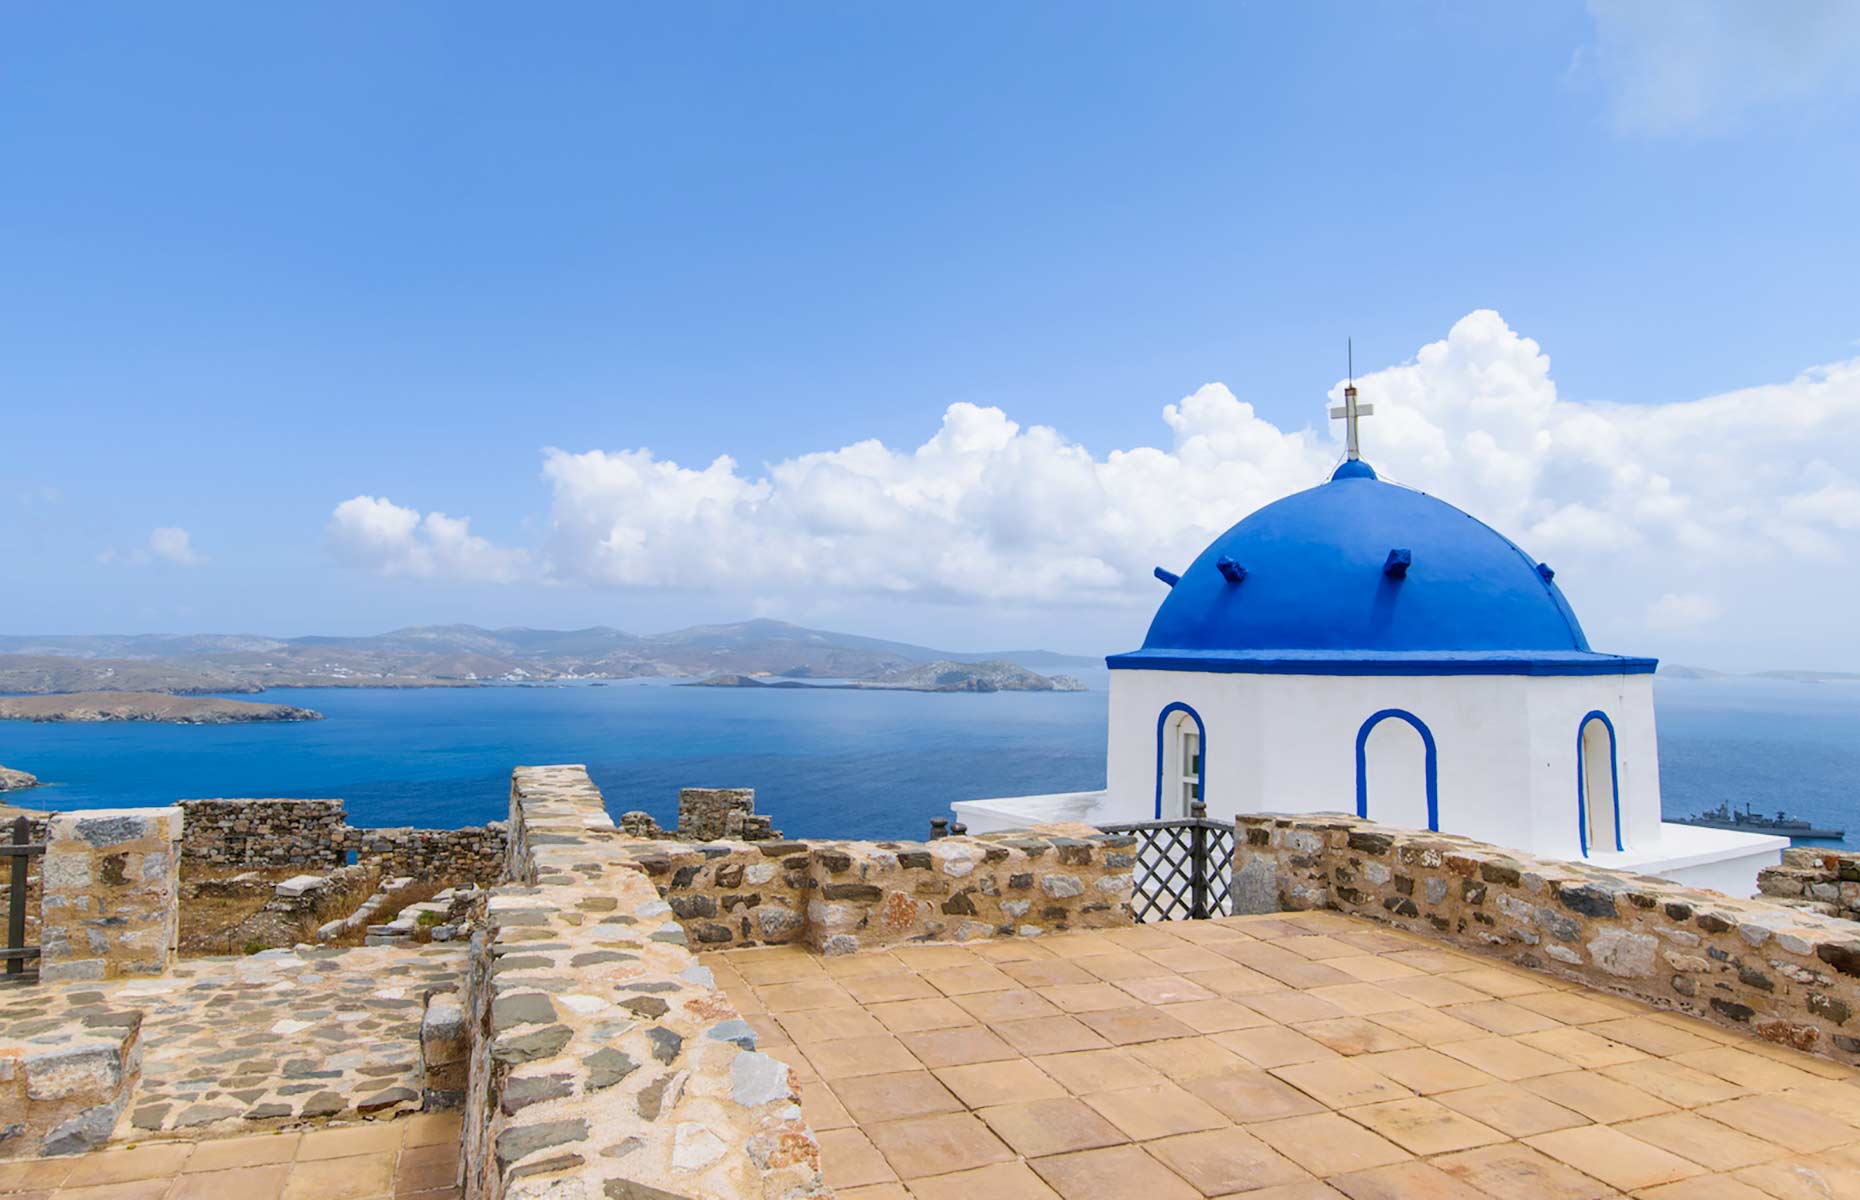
[0,946,465,1137]
[0,1111,460,1200]
[715,911,1860,1200]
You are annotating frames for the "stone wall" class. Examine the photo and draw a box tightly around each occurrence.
[1236,812,1860,1066]
[1759,847,1860,921]
[462,765,824,1200]
[179,799,347,869]
[613,826,1136,955]
[39,808,182,982]
[349,825,507,884]
[177,797,506,885]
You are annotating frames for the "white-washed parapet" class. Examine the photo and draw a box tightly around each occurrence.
[39,808,182,982]
[463,766,823,1200]
[1236,812,1860,1066]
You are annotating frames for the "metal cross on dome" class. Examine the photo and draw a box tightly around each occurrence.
[1329,340,1374,461]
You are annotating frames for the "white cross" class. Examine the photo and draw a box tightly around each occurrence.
[1329,384,1374,461]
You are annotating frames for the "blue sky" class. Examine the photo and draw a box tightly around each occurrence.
[4,3,1859,666]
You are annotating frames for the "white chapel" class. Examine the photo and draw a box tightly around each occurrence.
[956,382,1785,894]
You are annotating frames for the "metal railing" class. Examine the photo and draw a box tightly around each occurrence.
[1100,801,1235,922]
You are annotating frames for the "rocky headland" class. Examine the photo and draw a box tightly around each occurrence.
[0,692,323,724]
[0,764,38,791]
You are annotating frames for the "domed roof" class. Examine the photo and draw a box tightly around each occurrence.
[1113,461,1655,676]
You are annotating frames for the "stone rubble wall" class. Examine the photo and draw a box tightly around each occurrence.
[612,824,1137,955]
[178,799,348,869]
[348,825,507,884]
[177,798,506,884]
[39,808,182,982]
[1758,847,1860,921]
[462,765,825,1200]
[223,864,382,951]
[1236,812,1860,1067]
[675,787,778,841]
[0,1007,144,1158]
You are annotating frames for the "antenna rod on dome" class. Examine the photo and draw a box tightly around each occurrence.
[1329,339,1374,462]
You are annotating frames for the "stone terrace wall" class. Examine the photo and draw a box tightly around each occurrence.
[179,799,347,869]
[611,826,1135,955]
[1760,847,1860,922]
[177,798,506,885]
[1237,812,1860,1067]
[40,808,182,982]
[350,825,506,885]
[461,765,824,1200]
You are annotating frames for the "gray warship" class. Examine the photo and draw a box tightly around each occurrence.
[1672,801,1844,841]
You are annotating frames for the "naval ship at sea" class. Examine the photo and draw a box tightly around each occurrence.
[1672,801,1845,841]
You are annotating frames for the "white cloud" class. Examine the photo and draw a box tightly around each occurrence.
[327,495,528,583]
[329,309,1860,665]
[1645,591,1720,631]
[101,526,204,567]
[147,526,202,566]
[1583,0,1860,133]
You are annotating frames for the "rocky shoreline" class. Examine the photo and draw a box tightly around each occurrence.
[0,764,38,791]
[0,691,323,724]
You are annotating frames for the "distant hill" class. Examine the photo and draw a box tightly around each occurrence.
[685,659,1087,694]
[0,620,1100,695]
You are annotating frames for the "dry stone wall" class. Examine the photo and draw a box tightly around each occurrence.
[39,808,182,982]
[179,799,347,869]
[1236,812,1860,1067]
[1759,847,1860,921]
[463,765,823,1200]
[177,798,505,884]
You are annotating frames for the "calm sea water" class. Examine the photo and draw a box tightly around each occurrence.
[3,676,1856,847]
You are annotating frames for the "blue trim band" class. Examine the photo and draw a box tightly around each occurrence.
[1107,650,1658,677]
[1153,702,1206,821]
[1577,710,1623,855]
[1355,709,1439,832]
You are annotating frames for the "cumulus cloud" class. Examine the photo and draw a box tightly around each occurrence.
[1582,0,1860,133]
[329,309,1860,663]
[102,526,204,567]
[327,496,528,583]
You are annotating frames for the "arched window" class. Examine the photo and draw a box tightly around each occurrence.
[1355,709,1439,832]
[1153,703,1205,820]
[1578,711,1621,855]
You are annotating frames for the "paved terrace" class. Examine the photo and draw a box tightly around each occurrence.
[717,911,1860,1200]
[0,1111,460,1199]
[0,945,465,1137]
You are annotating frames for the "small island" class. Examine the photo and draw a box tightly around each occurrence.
[0,691,323,724]
[683,659,1087,694]
[0,764,38,791]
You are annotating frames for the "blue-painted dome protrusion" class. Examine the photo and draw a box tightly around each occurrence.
[1110,462,1656,676]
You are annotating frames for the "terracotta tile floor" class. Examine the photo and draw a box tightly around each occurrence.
[0,1112,460,1200]
[715,914,1860,1199]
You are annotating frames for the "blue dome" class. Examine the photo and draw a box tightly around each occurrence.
[1111,465,1654,676]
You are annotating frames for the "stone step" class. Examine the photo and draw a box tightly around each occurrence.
[0,1011,142,1159]
[419,990,465,1111]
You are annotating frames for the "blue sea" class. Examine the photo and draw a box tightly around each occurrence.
[3,677,1856,847]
